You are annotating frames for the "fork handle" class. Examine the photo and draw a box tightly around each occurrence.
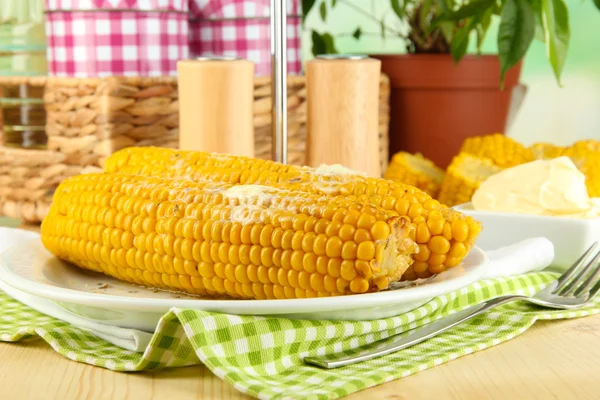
[304,294,526,369]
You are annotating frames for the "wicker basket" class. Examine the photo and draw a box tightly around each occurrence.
[44,76,180,167]
[0,148,85,222]
[0,74,390,222]
[44,75,390,168]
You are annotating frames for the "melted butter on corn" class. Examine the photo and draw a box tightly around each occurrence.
[313,164,366,177]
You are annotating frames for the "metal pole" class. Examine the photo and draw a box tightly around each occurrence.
[270,0,287,164]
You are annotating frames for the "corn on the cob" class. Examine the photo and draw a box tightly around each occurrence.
[41,173,419,299]
[105,147,482,280]
[529,142,565,160]
[384,152,445,197]
[460,133,533,168]
[438,153,503,207]
[104,146,301,185]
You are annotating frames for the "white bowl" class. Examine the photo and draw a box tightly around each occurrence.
[454,203,600,270]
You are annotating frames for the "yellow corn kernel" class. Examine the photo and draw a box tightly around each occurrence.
[429,236,451,254]
[340,260,357,281]
[349,278,369,293]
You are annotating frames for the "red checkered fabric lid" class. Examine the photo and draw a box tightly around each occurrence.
[45,0,188,76]
[189,0,300,18]
[45,0,188,11]
[188,0,302,76]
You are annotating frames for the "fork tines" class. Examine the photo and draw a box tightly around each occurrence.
[553,242,600,299]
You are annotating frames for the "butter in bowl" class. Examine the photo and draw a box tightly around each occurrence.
[454,156,600,270]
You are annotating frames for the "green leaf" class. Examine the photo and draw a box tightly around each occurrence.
[319,2,327,21]
[541,0,570,84]
[497,0,536,85]
[331,0,337,6]
[437,21,455,43]
[311,30,338,56]
[311,31,326,56]
[420,0,434,28]
[594,0,600,11]
[322,33,338,54]
[390,0,404,19]
[438,0,496,21]
[476,8,493,52]
[450,20,474,63]
[302,0,317,22]
[534,10,546,41]
[530,0,545,42]
[492,1,504,15]
[419,0,435,32]
[435,0,450,14]
[352,27,362,40]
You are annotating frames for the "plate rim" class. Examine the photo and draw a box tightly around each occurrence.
[0,238,489,315]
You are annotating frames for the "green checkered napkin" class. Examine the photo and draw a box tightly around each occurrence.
[1,272,599,400]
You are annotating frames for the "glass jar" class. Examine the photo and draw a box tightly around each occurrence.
[0,21,47,76]
[0,0,48,149]
[0,83,46,149]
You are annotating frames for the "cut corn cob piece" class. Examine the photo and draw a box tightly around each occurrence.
[438,153,503,207]
[41,173,419,299]
[105,147,483,280]
[384,152,445,197]
[460,133,533,168]
[529,142,565,160]
[528,140,600,196]
[570,139,600,153]
[563,145,600,197]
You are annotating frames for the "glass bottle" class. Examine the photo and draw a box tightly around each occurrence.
[0,0,48,149]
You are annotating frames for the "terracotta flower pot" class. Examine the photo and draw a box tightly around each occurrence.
[372,54,523,169]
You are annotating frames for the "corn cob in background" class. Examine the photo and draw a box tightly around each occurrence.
[41,173,419,299]
[105,147,482,280]
[562,143,600,197]
[384,152,445,197]
[528,140,600,196]
[529,142,565,160]
[570,139,600,153]
[460,133,534,168]
[438,153,503,207]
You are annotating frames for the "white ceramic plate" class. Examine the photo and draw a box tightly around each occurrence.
[454,202,600,270]
[0,230,488,332]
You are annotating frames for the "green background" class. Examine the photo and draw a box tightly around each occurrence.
[301,0,600,147]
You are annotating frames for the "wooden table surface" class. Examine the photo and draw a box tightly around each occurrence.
[1,219,599,400]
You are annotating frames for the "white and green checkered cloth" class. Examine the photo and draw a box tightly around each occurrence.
[1,271,599,400]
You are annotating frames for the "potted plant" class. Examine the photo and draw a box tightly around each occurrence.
[302,0,598,168]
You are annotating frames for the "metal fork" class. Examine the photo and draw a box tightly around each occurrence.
[304,242,600,369]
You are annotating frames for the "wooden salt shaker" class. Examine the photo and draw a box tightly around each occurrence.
[305,55,381,177]
[177,57,255,156]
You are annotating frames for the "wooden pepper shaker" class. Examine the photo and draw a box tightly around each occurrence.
[305,55,381,177]
[177,57,255,156]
